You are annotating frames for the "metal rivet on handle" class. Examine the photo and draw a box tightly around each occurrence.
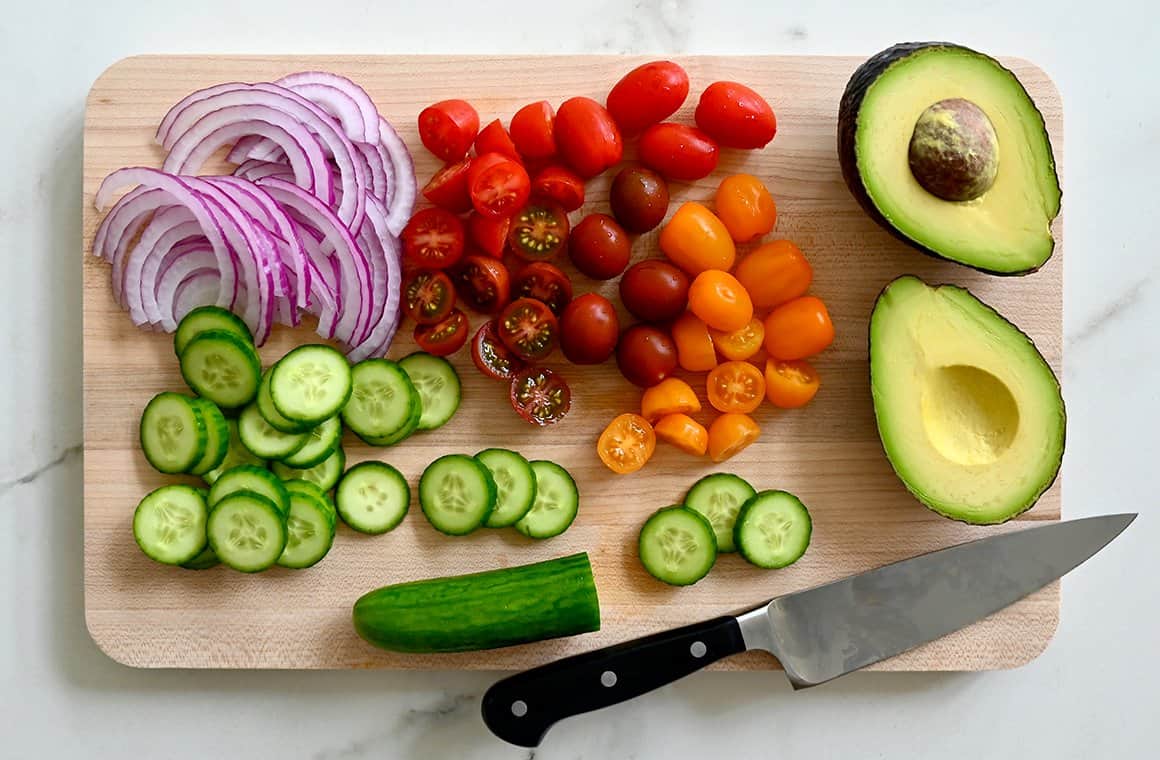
[511,700,528,717]
[690,641,707,658]
[600,670,618,687]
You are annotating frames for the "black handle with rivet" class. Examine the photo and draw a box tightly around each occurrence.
[481,616,746,747]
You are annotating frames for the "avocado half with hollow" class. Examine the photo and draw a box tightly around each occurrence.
[870,276,1064,524]
[839,42,1061,275]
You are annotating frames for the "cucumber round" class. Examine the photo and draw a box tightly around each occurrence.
[201,419,266,485]
[187,399,230,476]
[475,448,536,528]
[207,491,287,573]
[208,464,290,516]
[514,460,579,539]
[734,490,812,569]
[270,344,352,424]
[335,461,410,534]
[419,454,496,535]
[399,352,461,431]
[684,473,756,553]
[174,305,252,356]
[638,506,717,586]
[278,481,338,569]
[271,447,345,492]
[181,544,221,570]
[237,402,309,460]
[139,392,207,474]
[257,368,315,433]
[342,359,421,444]
[179,329,261,409]
[133,485,209,566]
[281,416,342,468]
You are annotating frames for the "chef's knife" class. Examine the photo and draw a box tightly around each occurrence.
[482,513,1134,747]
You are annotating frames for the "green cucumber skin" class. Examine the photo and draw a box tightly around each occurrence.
[352,553,601,653]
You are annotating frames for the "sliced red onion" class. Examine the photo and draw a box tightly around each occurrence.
[133,212,203,324]
[110,201,180,307]
[154,82,249,145]
[94,186,169,262]
[276,72,380,144]
[172,269,224,323]
[147,232,212,324]
[298,233,339,336]
[158,247,218,322]
[346,195,402,360]
[377,116,416,236]
[233,159,295,184]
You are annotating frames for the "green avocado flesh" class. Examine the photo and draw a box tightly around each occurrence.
[870,276,1064,524]
[842,43,1061,274]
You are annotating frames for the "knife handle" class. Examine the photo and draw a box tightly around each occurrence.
[481,615,746,747]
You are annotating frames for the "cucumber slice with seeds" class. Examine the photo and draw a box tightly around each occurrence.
[174,305,252,356]
[734,490,812,569]
[514,460,579,539]
[270,344,352,424]
[202,419,266,485]
[207,491,287,573]
[208,464,290,516]
[179,329,261,409]
[399,352,461,431]
[188,399,230,476]
[257,368,315,433]
[140,392,207,474]
[475,448,536,528]
[335,461,410,534]
[271,447,346,492]
[684,473,756,553]
[419,454,496,535]
[342,359,421,444]
[281,416,342,468]
[278,481,337,568]
[237,402,309,460]
[638,506,717,586]
[133,484,209,565]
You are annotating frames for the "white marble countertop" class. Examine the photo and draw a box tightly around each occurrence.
[3,0,1158,757]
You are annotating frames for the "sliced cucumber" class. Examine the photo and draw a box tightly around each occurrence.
[257,368,315,433]
[174,305,252,356]
[684,473,756,553]
[179,329,262,409]
[207,491,287,573]
[418,454,496,535]
[133,484,209,565]
[237,402,308,460]
[278,481,338,569]
[202,419,266,485]
[139,392,207,474]
[734,490,812,569]
[181,544,221,570]
[475,448,536,528]
[514,460,579,539]
[188,399,230,476]
[208,464,290,516]
[638,506,717,586]
[399,352,461,431]
[271,447,345,492]
[281,416,342,468]
[342,359,421,444]
[335,461,410,534]
[270,344,352,424]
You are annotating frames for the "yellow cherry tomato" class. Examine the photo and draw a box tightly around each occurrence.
[658,202,736,276]
[764,358,820,409]
[670,311,718,372]
[710,318,765,361]
[597,413,656,474]
[641,377,702,423]
[688,269,753,332]
[653,413,709,456]
[706,361,766,414]
[707,413,761,463]
[715,174,777,243]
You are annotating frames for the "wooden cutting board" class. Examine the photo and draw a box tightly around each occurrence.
[82,54,1063,670]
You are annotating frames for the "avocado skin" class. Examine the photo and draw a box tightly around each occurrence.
[838,42,1060,277]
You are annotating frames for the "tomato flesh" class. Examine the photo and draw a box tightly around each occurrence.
[706,361,766,414]
[498,297,559,361]
[510,367,571,426]
[597,413,657,474]
[512,261,573,316]
[450,255,511,314]
[468,152,531,220]
[414,308,469,356]
[403,269,455,325]
[422,158,473,213]
[508,201,570,261]
[530,165,586,212]
[764,358,820,409]
[401,208,465,270]
[466,212,510,258]
[471,320,526,381]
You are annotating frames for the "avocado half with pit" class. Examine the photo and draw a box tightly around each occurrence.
[839,42,1061,275]
[870,276,1064,524]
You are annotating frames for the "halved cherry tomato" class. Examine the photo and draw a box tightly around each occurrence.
[474,119,521,161]
[640,377,701,423]
[707,413,760,463]
[616,325,678,388]
[510,101,556,160]
[597,413,656,474]
[466,212,510,258]
[763,296,834,360]
[715,174,777,243]
[510,366,571,426]
[659,202,736,275]
[568,213,630,280]
[401,208,465,270]
[471,320,526,381]
[619,260,689,323]
[508,201,570,261]
[639,123,720,181]
[512,261,573,316]
[653,413,708,456]
[711,318,765,361]
[418,99,479,162]
[498,297,559,361]
[695,81,777,150]
[734,240,813,310]
[688,270,754,332]
[606,61,689,136]
[530,165,586,212]
[555,97,623,179]
[414,308,469,356]
[765,358,820,409]
[468,152,530,220]
[560,293,619,365]
[403,269,455,325]
[450,255,511,314]
[670,311,717,372]
[706,361,766,414]
[422,158,473,213]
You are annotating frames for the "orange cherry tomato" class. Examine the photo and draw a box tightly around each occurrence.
[707,413,760,463]
[597,413,657,474]
[734,240,813,310]
[706,361,766,414]
[653,413,708,456]
[659,202,736,276]
[714,174,777,243]
[640,377,702,423]
[710,318,764,361]
[764,358,820,409]
[670,311,717,372]
[763,296,834,360]
[687,270,753,333]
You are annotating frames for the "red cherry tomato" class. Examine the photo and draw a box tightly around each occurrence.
[512,261,573,316]
[401,208,465,270]
[616,325,678,388]
[450,255,511,314]
[402,269,455,325]
[414,308,469,356]
[560,293,620,365]
[694,81,777,149]
[605,60,690,136]
[568,213,631,280]
[619,260,689,323]
[474,119,521,161]
[471,320,526,381]
[466,212,510,258]
[510,101,556,160]
[638,123,720,181]
[467,152,530,220]
[530,165,586,212]
[421,158,473,213]
[509,367,571,426]
[508,201,570,261]
[555,97,623,179]
[417,99,479,162]
[497,297,559,361]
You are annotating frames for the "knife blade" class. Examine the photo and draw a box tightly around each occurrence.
[481,513,1135,747]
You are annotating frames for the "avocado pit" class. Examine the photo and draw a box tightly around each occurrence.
[908,98,999,202]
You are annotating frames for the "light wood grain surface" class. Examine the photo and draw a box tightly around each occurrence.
[82,54,1063,671]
